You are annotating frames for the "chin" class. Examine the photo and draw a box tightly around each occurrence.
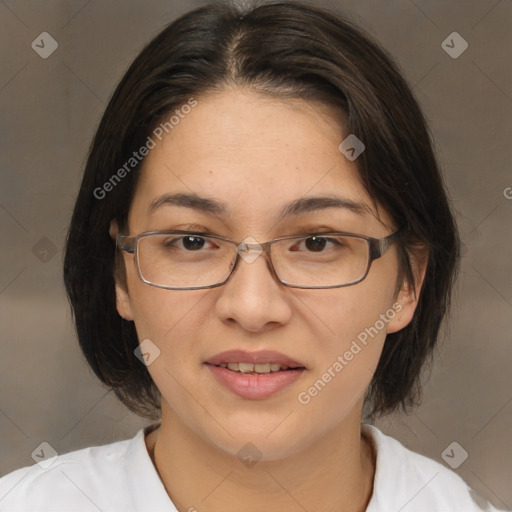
[194,414,315,463]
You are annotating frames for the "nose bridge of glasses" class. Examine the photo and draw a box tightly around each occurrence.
[236,236,265,264]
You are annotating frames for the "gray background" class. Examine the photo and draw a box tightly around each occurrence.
[0,0,510,509]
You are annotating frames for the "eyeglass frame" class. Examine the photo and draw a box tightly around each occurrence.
[116,227,404,290]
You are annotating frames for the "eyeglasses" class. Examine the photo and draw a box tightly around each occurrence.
[116,228,402,290]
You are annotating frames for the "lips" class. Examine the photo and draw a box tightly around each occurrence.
[204,350,307,399]
[218,362,291,373]
[205,349,305,369]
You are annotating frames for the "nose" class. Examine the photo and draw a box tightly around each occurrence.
[214,246,293,333]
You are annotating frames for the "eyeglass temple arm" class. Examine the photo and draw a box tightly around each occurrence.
[369,228,404,260]
[116,234,136,254]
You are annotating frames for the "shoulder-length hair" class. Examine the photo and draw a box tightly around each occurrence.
[63,0,460,420]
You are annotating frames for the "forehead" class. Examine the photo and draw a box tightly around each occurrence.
[129,88,391,232]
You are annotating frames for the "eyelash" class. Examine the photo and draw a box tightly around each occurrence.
[165,225,340,238]
[166,231,342,245]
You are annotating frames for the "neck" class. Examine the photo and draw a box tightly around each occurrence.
[146,402,375,512]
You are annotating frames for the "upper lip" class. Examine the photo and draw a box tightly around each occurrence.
[205,350,306,368]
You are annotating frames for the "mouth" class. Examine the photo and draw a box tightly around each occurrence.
[204,350,307,399]
[211,362,304,374]
[204,349,306,372]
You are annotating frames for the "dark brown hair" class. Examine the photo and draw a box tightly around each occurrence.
[63,0,460,419]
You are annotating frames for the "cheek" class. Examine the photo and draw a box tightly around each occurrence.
[129,287,212,407]
[293,267,398,408]
[127,269,206,333]
[127,279,213,375]
[297,271,396,354]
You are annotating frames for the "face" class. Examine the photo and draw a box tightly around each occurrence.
[114,87,420,461]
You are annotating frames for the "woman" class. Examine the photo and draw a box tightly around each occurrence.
[0,1,504,510]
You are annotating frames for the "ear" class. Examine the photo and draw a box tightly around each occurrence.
[110,219,135,321]
[387,245,428,334]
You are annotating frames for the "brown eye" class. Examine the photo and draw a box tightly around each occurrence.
[290,236,341,253]
[163,235,211,251]
[181,236,206,251]
[304,236,328,252]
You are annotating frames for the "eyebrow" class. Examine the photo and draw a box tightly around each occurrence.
[148,192,369,220]
[277,195,369,221]
[149,193,227,216]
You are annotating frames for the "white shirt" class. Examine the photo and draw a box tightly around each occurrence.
[0,423,505,511]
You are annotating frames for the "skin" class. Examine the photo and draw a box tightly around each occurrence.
[111,87,426,512]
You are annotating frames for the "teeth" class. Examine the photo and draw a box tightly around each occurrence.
[221,362,292,373]
[254,363,270,373]
[239,362,255,373]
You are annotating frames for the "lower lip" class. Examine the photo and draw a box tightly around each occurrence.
[206,364,306,399]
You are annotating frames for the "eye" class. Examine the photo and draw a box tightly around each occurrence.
[304,236,328,252]
[182,235,207,251]
[290,235,341,252]
[164,234,216,251]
